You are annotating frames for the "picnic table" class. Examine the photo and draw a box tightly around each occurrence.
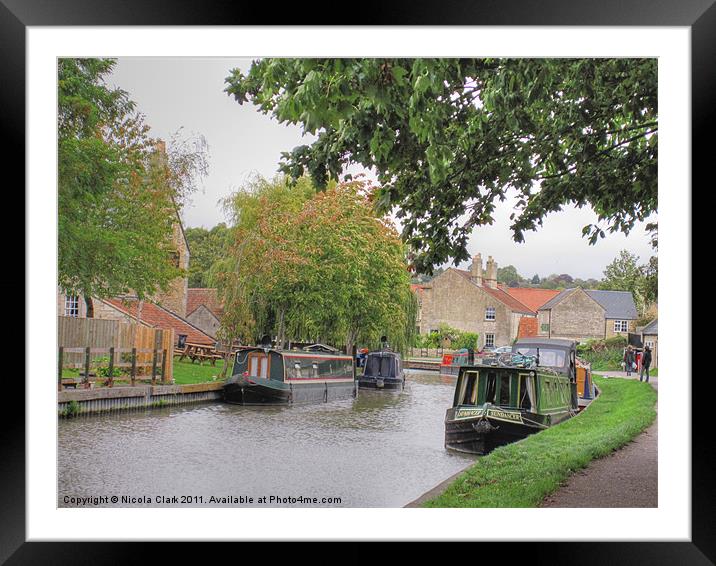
[175,342,223,365]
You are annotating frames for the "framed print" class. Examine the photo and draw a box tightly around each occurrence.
[6,0,708,562]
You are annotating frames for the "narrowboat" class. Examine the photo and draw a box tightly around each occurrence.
[223,345,356,405]
[512,338,595,410]
[439,348,474,378]
[444,354,576,455]
[358,350,405,390]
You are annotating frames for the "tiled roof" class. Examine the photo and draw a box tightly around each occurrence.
[505,288,561,312]
[103,298,216,345]
[452,269,535,314]
[187,288,224,317]
[537,288,638,320]
[641,318,658,335]
[517,317,539,338]
[585,290,638,319]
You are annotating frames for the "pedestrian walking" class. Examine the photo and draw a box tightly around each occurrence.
[640,345,652,383]
[624,345,635,376]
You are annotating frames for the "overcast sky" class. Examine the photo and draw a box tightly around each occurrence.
[109,57,656,280]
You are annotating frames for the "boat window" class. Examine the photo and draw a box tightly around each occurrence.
[484,372,497,404]
[519,374,531,410]
[515,347,567,368]
[285,356,353,379]
[460,371,479,405]
[499,374,511,406]
[248,353,269,379]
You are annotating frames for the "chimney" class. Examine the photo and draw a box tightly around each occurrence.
[470,253,483,285]
[485,256,498,288]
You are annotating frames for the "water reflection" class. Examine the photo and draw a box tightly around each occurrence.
[58,371,475,507]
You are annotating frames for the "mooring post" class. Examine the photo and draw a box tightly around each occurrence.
[151,349,158,385]
[84,346,91,389]
[160,349,167,384]
[108,346,115,388]
[131,347,137,386]
[58,347,64,391]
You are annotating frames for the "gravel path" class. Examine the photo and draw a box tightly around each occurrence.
[540,372,658,508]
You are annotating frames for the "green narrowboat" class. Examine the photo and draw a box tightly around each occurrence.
[444,354,576,454]
[223,345,356,405]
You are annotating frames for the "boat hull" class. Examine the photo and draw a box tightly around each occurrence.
[358,375,404,390]
[439,364,459,378]
[223,376,356,406]
[444,407,551,455]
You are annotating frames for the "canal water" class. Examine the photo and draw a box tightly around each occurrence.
[58,371,475,507]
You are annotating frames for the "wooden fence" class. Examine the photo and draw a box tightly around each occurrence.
[58,316,174,386]
[58,346,170,389]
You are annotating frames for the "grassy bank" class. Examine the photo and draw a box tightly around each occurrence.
[422,376,657,507]
[62,358,227,385]
[172,358,226,384]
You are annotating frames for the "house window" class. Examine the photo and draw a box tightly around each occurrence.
[485,307,496,321]
[614,320,629,333]
[485,333,495,348]
[64,295,79,317]
[170,251,180,268]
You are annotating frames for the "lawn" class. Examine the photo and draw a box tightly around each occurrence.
[171,358,227,384]
[61,357,228,385]
[422,376,657,507]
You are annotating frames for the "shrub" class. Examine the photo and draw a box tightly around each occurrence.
[605,335,628,348]
[452,332,479,350]
[414,325,478,351]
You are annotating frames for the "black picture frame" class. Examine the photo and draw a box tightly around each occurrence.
[5,0,705,562]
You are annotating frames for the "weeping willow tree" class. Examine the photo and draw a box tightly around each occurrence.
[210,175,417,354]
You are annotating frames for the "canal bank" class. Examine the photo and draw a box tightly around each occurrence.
[58,382,224,416]
[415,375,657,507]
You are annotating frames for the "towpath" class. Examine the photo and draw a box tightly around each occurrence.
[540,371,658,508]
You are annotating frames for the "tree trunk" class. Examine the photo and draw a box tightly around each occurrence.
[84,295,94,318]
[277,307,286,348]
[345,328,359,356]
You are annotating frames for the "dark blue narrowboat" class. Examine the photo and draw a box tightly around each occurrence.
[358,350,405,390]
[223,345,357,405]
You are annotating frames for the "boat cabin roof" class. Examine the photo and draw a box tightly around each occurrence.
[513,338,577,350]
[236,345,352,359]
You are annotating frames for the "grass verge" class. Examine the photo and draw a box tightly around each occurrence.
[62,358,227,385]
[422,376,657,507]
[172,358,226,385]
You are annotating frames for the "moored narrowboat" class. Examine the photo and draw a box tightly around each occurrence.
[358,350,405,390]
[512,338,595,410]
[444,355,576,455]
[223,345,356,405]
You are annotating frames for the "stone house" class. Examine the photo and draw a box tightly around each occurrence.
[536,288,638,342]
[414,252,639,348]
[186,288,225,338]
[417,254,548,349]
